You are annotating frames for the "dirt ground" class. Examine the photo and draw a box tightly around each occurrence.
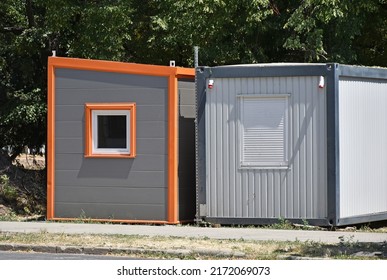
[13,154,45,170]
[0,153,46,218]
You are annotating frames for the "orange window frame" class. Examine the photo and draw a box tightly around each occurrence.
[84,103,136,158]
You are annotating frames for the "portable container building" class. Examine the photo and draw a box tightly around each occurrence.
[196,63,387,226]
[47,57,195,224]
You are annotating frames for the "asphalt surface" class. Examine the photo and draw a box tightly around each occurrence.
[1,221,387,244]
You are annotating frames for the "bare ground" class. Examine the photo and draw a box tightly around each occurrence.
[0,153,45,219]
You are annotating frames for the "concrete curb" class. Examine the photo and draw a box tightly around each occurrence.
[0,243,245,258]
[1,221,387,244]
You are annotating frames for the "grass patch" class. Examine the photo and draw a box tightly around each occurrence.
[263,217,294,230]
[0,232,386,260]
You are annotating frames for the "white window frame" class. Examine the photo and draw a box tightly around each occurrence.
[238,94,289,169]
[91,110,131,155]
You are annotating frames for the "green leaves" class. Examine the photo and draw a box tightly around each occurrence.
[44,0,133,60]
[138,0,274,66]
[0,88,46,155]
[283,0,386,63]
[0,0,386,159]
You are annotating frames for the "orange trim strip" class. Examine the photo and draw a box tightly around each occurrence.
[167,75,178,224]
[47,56,194,223]
[175,67,197,79]
[131,103,137,157]
[50,218,169,225]
[48,56,195,78]
[84,104,91,156]
[47,59,55,219]
[84,103,136,158]
[84,155,135,159]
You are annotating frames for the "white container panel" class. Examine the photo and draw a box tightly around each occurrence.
[339,78,387,218]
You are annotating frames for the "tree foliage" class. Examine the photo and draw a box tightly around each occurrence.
[44,0,133,60]
[283,0,387,63]
[0,0,48,159]
[0,0,386,160]
[127,0,275,66]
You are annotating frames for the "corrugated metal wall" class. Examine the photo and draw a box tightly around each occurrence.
[55,68,169,220]
[205,76,327,219]
[339,77,387,218]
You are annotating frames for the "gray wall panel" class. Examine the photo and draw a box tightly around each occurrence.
[54,68,168,221]
[136,138,166,155]
[55,203,166,220]
[56,89,168,105]
[56,105,166,122]
[179,89,196,106]
[179,105,195,118]
[56,136,167,157]
[56,170,165,188]
[205,76,327,220]
[136,106,166,121]
[56,121,83,138]
[56,105,84,121]
[136,121,167,138]
[56,68,168,89]
[56,138,83,154]
[55,154,166,172]
[56,186,166,204]
[178,80,196,221]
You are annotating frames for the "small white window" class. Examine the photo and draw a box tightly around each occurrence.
[239,94,289,168]
[85,103,136,158]
[92,110,130,154]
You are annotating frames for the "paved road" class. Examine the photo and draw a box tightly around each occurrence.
[0,250,135,260]
[1,221,387,244]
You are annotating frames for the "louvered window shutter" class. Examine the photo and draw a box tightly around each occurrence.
[240,96,288,167]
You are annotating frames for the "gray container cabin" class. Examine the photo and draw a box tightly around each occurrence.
[196,63,387,226]
[47,57,195,224]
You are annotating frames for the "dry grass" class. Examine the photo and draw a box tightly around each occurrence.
[0,231,299,259]
[0,231,276,252]
[0,231,386,260]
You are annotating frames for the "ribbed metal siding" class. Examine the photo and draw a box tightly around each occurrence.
[205,76,327,219]
[339,78,387,218]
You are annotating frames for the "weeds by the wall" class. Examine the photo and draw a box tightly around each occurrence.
[0,175,17,202]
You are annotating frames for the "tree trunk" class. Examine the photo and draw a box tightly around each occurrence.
[25,0,35,28]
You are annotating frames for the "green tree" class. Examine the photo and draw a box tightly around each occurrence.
[0,0,49,159]
[125,0,277,67]
[283,0,387,65]
[354,1,387,66]
[1,0,387,163]
[0,0,134,161]
[44,0,133,60]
